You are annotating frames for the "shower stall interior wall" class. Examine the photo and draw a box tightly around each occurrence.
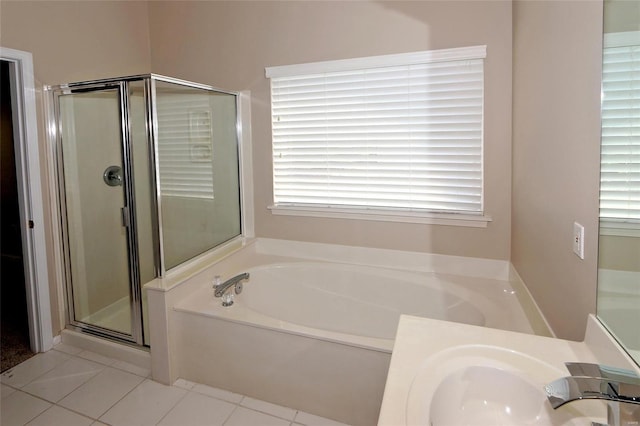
[48,75,242,347]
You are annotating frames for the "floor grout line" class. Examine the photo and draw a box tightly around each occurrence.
[221,403,240,426]
[97,375,156,424]
[40,401,97,424]
[153,386,189,426]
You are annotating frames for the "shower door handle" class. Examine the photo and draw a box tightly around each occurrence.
[121,207,130,228]
[103,165,123,186]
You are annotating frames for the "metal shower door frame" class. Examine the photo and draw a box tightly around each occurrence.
[148,74,243,276]
[49,78,147,346]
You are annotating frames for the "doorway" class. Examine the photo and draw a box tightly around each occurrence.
[0,46,54,364]
[1,60,32,371]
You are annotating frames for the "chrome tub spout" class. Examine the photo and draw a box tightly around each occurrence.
[214,272,250,298]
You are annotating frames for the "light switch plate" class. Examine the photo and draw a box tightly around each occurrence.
[573,222,585,260]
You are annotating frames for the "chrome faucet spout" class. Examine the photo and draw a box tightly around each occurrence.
[214,272,250,298]
[545,376,640,409]
[544,362,640,426]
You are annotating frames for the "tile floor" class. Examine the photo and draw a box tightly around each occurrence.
[0,343,350,426]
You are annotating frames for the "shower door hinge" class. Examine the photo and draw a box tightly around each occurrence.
[121,207,130,228]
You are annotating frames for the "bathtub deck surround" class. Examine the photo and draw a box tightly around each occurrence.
[145,237,551,426]
[378,314,640,425]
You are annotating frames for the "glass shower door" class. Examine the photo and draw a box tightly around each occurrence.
[57,85,138,341]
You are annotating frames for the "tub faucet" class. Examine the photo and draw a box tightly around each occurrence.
[213,273,250,306]
[544,362,640,426]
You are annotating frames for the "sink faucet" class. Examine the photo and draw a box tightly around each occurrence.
[544,362,640,426]
[213,272,250,306]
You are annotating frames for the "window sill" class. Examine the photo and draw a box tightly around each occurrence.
[268,205,492,228]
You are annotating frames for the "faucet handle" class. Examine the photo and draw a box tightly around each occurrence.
[213,275,222,288]
[566,362,640,384]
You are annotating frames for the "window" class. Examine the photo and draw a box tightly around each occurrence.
[600,31,640,229]
[266,46,488,225]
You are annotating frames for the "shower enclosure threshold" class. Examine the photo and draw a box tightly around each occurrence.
[60,329,150,372]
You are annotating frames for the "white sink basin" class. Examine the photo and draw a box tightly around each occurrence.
[406,345,606,425]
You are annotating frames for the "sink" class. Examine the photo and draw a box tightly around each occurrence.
[377,315,640,426]
[406,344,606,425]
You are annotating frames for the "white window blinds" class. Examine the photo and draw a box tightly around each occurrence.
[600,32,640,222]
[266,46,486,215]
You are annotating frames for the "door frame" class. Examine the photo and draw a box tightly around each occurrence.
[0,47,54,353]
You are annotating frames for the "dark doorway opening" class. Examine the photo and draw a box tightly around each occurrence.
[1,59,34,372]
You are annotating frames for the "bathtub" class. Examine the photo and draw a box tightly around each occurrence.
[160,239,541,425]
[176,261,531,350]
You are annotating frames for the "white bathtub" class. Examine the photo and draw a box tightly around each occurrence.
[176,261,531,350]
[162,239,540,425]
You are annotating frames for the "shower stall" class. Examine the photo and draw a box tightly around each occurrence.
[48,75,243,347]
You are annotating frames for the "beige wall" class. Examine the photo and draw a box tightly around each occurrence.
[511,0,603,341]
[148,1,514,260]
[0,1,151,84]
[1,1,152,334]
